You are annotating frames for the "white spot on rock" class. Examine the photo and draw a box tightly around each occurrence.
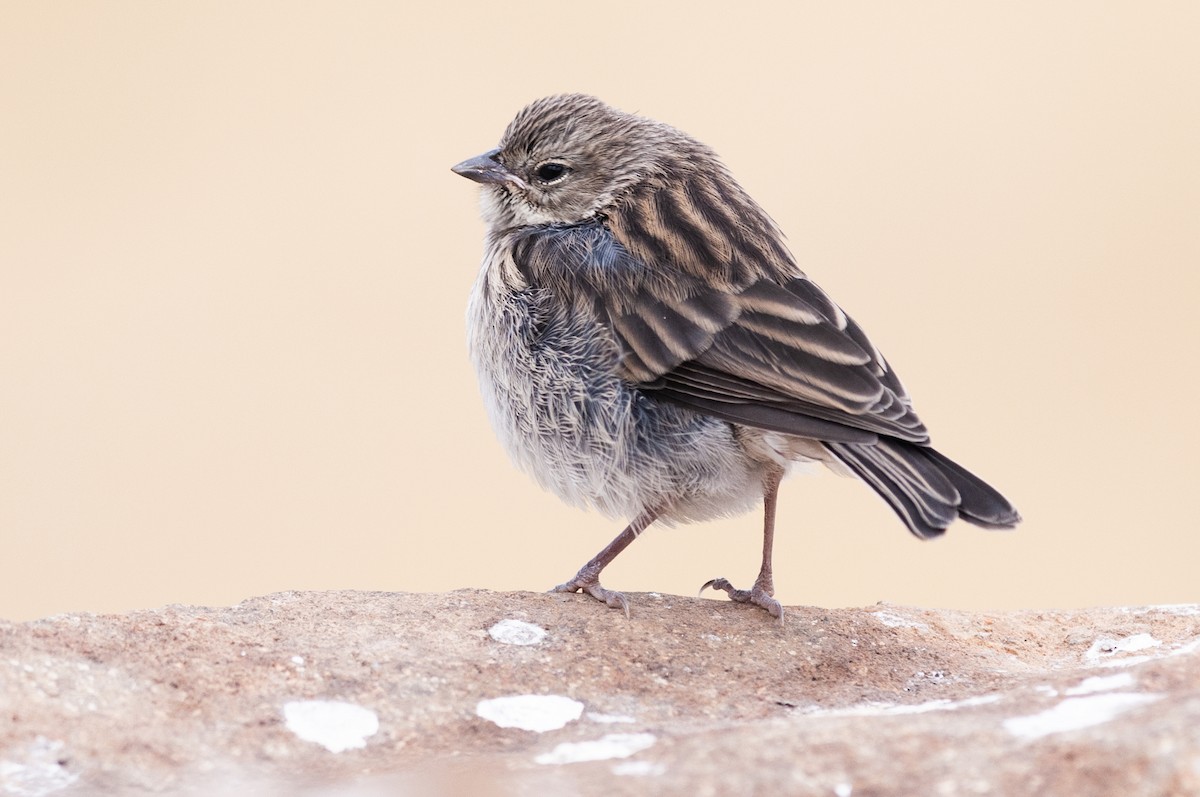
[476,695,583,732]
[1086,633,1161,663]
[871,611,927,630]
[0,737,77,796]
[535,733,657,765]
[1065,673,1135,696]
[804,694,1001,717]
[1172,637,1200,657]
[1122,604,1200,616]
[488,619,547,646]
[283,700,379,753]
[835,784,854,797]
[1002,693,1162,740]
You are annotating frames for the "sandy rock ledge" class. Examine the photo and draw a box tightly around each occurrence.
[1,590,1199,795]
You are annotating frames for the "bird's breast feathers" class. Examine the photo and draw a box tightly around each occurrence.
[467,230,765,521]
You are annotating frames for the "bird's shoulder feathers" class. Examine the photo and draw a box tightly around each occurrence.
[509,192,929,445]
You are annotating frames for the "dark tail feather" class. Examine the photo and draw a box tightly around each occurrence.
[919,447,1022,529]
[827,439,1021,540]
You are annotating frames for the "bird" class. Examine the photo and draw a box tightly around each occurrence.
[451,94,1020,619]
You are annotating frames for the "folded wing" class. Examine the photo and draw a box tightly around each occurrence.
[512,219,927,446]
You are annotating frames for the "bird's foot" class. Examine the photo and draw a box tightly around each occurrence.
[552,572,630,618]
[700,577,784,620]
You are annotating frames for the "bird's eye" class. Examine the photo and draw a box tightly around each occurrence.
[534,162,569,183]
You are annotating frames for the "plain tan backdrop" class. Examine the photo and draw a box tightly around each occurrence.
[2,2,1197,621]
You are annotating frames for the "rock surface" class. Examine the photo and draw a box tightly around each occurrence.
[1,590,1198,796]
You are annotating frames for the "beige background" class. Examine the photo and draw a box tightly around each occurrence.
[1,2,1197,621]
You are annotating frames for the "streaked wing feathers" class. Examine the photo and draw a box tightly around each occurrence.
[511,215,929,444]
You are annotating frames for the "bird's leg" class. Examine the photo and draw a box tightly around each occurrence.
[552,506,660,617]
[702,467,785,619]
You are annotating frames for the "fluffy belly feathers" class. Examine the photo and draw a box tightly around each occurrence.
[468,269,765,524]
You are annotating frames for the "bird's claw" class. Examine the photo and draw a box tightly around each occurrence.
[552,576,631,618]
[700,577,784,620]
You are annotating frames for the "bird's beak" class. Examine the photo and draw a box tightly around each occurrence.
[451,148,523,188]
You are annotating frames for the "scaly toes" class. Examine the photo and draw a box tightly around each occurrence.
[700,577,752,603]
[751,589,784,620]
[582,583,630,617]
[700,578,784,621]
[552,578,630,618]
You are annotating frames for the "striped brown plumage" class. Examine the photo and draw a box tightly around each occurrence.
[453,93,1020,618]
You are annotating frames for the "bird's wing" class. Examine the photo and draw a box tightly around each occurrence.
[511,211,929,446]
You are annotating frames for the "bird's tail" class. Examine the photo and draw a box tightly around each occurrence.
[827,439,1021,539]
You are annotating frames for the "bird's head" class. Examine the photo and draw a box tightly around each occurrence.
[452,94,700,229]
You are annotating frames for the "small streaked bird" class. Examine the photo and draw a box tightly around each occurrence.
[452,94,1020,619]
